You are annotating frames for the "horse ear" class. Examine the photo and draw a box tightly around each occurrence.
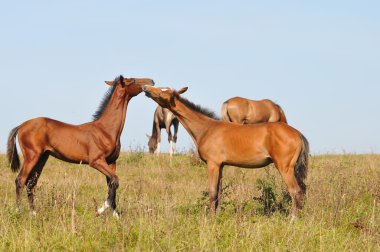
[177,87,188,94]
[119,75,125,87]
[104,81,113,86]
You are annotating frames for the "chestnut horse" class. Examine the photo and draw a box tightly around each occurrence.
[221,97,288,124]
[143,86,309,219]
[146,105,179,156]
[7,75,154,217]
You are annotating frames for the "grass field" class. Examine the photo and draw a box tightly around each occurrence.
[0,152,379,251]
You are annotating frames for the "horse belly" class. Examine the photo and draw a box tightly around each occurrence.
[49,142,89,163]
[47,130,89,163]
[222,131,273,168]
[225,153,272,168]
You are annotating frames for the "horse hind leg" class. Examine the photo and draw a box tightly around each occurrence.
[171,141,176,156]
[26,153,49,215]
[15,152,41,212]
[276,165,305,221]
[166,127,174,156]
[172,120,179,156]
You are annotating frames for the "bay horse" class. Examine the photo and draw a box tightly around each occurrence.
[7,75,154,217]
[143,86,309,219]
[221,96,288,124]
[146,105,179,156]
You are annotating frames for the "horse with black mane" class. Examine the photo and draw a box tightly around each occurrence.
[7,75,154,217]
[143,85,309,219]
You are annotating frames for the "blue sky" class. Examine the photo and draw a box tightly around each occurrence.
[0,1,379,154]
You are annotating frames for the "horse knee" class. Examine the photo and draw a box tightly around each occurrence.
[109,176,119,189]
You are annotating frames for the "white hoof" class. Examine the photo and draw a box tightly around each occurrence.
[31,210,37,216]
[97,200,110,215]
[112,210,120,219]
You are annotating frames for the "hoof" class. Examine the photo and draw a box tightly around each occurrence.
[112,210,120,219]
[96,200,110,216]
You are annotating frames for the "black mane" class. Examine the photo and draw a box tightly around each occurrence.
[177,95,220,120]
[92,76,121,121]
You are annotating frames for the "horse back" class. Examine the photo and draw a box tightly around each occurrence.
[17,117,116,163]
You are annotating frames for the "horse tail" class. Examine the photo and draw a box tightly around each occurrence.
[295,133,309,194]
[7,126,21,173]
[221,102,232,122]
[276,104,288,124]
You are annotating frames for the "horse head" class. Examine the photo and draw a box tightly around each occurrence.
[142,86,188,109]
[146,133,158,153]
[105,75,155,98]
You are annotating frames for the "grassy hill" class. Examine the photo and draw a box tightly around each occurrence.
[0,153,379,251]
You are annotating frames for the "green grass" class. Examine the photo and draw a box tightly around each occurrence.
[0,153,379,251]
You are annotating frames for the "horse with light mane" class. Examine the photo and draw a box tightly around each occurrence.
[143,86,309,219]
[7,75,154,217]
[146,105,179,156]
[221,96,287,124]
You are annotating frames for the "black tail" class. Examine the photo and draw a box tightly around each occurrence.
[7,126,21,173]
[295,134,309,194]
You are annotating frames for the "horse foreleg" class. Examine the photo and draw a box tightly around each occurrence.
[207,162,223,213]
[106,163,119,217]
[155,141,161,155]
[172,120,179,155]
[90,159,119,218]
[155,127,162,155]
[166,126,174,156]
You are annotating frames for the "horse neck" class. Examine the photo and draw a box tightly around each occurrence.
[96,93,130,142]
[170,98,215,143]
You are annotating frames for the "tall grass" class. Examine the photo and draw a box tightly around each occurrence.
[0,153,379,251]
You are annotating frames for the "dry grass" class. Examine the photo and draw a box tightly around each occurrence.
[0,153,379,251]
